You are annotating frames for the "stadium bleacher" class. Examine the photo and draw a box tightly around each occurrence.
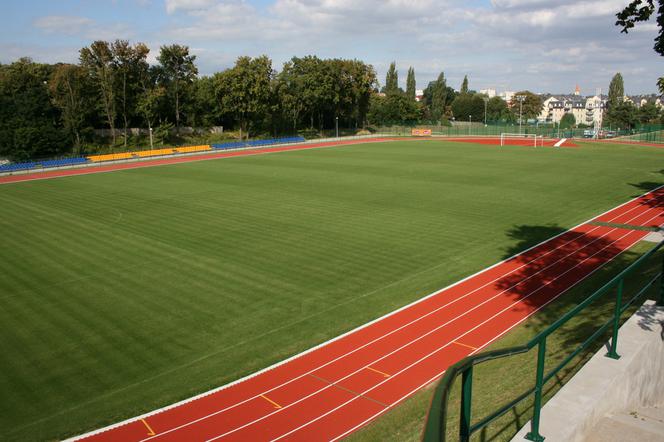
[0,137,306,174]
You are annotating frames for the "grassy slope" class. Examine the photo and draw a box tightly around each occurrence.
[0,140,661,440]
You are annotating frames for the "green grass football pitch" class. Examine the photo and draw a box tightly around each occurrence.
[0,139,662,440]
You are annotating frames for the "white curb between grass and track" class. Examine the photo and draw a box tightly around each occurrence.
[67,181,664,441]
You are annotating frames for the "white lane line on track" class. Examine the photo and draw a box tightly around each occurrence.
[69,186,663,442]
[329,223,653,442]
[137,197,664,442]
[271,220,659,441]
[205,206,663,441]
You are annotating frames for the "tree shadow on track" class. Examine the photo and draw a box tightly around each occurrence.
[629,169,663,205]
[496,224,625,348]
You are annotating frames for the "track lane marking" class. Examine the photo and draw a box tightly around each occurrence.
[259,395,282,409]
[205,207,663,441]
[366,367,391,378]
[272,224,658,441]
[452,341,478,351]
[139,196,664,442]
[308,374,389,407]
[140,419,156,436]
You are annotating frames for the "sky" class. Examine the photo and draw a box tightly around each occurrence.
[1,0,662,94]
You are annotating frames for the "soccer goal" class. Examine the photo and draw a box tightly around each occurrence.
[500,133,545,147]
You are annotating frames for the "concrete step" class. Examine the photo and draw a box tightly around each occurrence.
[586,405,664,442]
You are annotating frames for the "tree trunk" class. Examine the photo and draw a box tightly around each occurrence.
[175,79,180,135]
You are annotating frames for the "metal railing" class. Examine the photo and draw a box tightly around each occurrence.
[423,240,664,442]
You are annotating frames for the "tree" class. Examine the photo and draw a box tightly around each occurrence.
[157,44,198,134]
[384,62,398,94]
[510,91,542,120]
[486,96,508,122]
[607,73,626,126]
[406,67,416,100]
[423,72,453,123]
[49,64,90,152]
[608,101,638,129]
[559,112,576,129]
[112,40,149,147]
[616,1,664,93]
[137,66,166,147]
[80,41,117,144]
[367,92,419,126]
[616,1,664,55]
[450,94,485,121]
[608,72,625,107]
[637,101,661,123]
[217,55,273,139]
[460,75,469,94]
[0,58,68,160]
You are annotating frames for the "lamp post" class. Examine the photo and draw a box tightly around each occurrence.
[516,95,526,134]
[469,115,472,135]
[335,116,339,138]
[149,127,154,149]
[483,97,489,126]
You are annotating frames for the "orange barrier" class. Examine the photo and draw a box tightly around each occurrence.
[411,128,432,137]
[135,148,176,158]
[87,152,134,162]
[174,145,211,154]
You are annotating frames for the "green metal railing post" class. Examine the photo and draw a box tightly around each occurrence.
[525,339,546,442]
[658,254,664,306]
[460,366,474,442]
[606,279,624,360]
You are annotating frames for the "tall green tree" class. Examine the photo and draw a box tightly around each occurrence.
[157,44,198,133]
[460,75,469,94]
[608,72,625,107]
[451,93,484,121]
[80,41,117,144]
[510,91,542,120]
[111,40,149,147]
[607,73,626,126]
[406,67,416,100]
[424,72,453,123]
[0,58,68,160]
[137,66,166,147]
[384,62,398,94]
[559,112,576,129]
[486,96,508,121]
[217,55,273,139]
[49,64,90,152]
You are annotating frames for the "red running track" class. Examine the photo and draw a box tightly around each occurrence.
[70,186,664,442]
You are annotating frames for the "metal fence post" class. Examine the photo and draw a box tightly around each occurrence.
[658,254,664,306]
[525,339,546,442]
[460,366,473,442]
[606,279,624,360]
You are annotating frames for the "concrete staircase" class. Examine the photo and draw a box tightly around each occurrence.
[587,405,664,442]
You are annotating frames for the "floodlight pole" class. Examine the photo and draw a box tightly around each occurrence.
[335,116,339,138]
[149,127,154,149]
[516,95,526,134]
[484,97,489,126]
[469,115,472,135]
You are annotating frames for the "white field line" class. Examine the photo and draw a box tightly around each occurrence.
[131,195,664,441]
[269,216,661,442]
[68,185,664,442]
[0,138,390,186]
[205,205,663,441]
[328,227,648,442]
[554,139,567,147]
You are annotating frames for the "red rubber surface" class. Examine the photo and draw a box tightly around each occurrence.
[72,187,664,442]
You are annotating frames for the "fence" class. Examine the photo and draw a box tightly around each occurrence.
[423,240,664,442]
[375,123,664,142]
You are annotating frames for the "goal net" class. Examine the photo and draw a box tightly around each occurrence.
[500,133,544,147]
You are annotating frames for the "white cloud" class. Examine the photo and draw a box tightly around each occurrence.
[33,16,95,35]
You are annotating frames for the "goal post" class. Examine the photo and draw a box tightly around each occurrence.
[500,133,544,147]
